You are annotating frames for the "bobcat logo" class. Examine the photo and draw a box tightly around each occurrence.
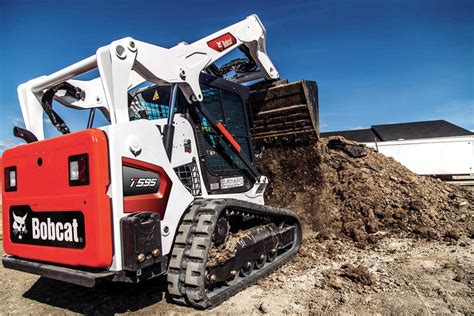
[12,212,28,239]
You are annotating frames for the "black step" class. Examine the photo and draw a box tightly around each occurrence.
[2,256,114,288]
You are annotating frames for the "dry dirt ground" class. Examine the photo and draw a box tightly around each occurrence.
[0,235,472,315]
[1,137,473,314]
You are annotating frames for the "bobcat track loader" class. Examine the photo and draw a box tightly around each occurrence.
[2,15,302,308]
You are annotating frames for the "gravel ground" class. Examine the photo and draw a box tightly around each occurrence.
[1,234,472,315]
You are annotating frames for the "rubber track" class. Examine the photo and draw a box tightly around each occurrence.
[167,198,302,308]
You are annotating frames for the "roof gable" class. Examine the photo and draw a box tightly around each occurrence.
[321,120,473,142]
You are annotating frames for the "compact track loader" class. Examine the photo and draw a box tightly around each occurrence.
[2,15,304,308]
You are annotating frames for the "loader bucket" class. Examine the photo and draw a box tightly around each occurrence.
[248,80,319,148]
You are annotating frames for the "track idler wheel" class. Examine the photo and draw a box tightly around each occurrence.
[255,254,266,269]
[240,261,254,277]
[267,248,278,262]
[225,270,239,286]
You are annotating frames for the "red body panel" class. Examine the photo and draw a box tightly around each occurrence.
[2,129,113,268]
[122,157,172,218]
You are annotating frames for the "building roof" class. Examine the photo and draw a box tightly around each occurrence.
[371,120,473,141]
[320,129,379,143]
[321,120,473,143]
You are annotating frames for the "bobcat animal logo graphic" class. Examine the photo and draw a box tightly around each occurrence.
[12,212,28,239]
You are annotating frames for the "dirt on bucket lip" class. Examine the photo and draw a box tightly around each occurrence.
[256,136,474,246]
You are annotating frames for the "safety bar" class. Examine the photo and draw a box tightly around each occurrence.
[30,55,98,93]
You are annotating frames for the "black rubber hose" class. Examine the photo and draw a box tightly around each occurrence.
[41,82,84,134]
[13,126,38,143]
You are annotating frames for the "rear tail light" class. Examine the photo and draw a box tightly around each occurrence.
[69,154,89,186]
[4,166,17,192]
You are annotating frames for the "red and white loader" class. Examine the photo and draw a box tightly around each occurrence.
[2,14,302,308]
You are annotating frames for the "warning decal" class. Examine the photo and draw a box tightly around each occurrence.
[220,176,244,189]
[152,90,160,101]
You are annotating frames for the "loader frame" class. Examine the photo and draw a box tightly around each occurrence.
[17,14,279,141]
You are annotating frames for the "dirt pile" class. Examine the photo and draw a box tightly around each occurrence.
[257,136,474,245]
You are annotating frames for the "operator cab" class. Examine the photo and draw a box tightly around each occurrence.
[128,74,257,195]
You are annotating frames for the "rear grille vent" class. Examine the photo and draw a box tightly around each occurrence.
[174,160,202,196]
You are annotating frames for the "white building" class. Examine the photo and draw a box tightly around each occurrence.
[321,120,474,185]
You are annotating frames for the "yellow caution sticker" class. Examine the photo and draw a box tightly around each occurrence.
[152,90,160,101]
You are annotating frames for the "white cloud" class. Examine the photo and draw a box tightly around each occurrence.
[9,116,24,127]
[350,126,368,130]
[320,123,330,132]
[0,140,21,152]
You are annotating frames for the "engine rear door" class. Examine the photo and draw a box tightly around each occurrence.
[2,129,113,268]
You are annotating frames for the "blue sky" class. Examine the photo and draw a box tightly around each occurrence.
[0,0,472,152]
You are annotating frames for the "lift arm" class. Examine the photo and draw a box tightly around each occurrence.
[17,14,279,140]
